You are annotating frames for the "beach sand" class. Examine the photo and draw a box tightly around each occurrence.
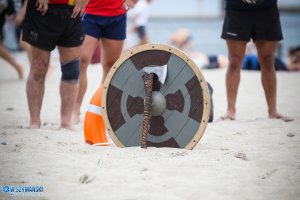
[0,51,300,200]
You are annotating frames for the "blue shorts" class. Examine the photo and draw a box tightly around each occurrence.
[82,13,126,40]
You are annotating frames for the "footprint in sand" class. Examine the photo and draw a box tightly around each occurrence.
[6,107,14,111]
[13,144,22,152]
[287,133,295,137]
[259,169,278,179]
[170,151,189,157]
[234,152,247,161]
[79,174,95,184]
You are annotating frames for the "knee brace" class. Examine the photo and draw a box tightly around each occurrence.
[61,59,80,83]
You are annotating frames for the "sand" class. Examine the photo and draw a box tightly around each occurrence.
[0,51,300,200]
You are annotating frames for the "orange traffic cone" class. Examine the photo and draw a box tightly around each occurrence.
[84,85,111,146]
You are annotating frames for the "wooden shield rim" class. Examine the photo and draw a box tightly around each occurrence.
[101,44,210,150]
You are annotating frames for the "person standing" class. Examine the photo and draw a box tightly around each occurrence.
[220,0,293,122]
[0,0,24,79]
[16,0,55,78]
[72,0,138,123]
[23,0,88,130]
[131,0,152,45]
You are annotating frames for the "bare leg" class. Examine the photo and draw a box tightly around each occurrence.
[73,35,99,123]
[0,42,24,79]
[60,80,78,130]
[72,37,124,123]
[101,38,124,83]
[255,40,294,122]
[139,35,149,45]
[221,39,247,120]
[19,32,54,78]
[58,46,81,130]
[26,46,50,128]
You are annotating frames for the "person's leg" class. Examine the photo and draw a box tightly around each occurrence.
[222,39,247,120]
[255,40,293,122]
[72,35,99,122]
[137,26,148,45]
[0,41,24,79]
[139,35,149,45]
[26,46,50,128]
[101,38,124,83]
[57,46,81,130]
[19,32,55,78]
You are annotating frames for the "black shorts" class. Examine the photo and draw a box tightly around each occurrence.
[22,1,84,51]
[221,6,283,42]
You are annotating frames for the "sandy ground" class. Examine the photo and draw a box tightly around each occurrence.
[0,51,300,200]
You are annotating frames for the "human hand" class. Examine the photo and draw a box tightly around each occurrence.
[122,0,138,11]
[36,0,49,16]
[71,0,89,18]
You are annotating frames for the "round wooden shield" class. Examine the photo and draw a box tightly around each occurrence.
[101,44,210,149]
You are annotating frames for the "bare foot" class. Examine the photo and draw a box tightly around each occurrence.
[29,122,41,129]
[269,113,294,122]
[217,115,235,121]
[61,123,78,132]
